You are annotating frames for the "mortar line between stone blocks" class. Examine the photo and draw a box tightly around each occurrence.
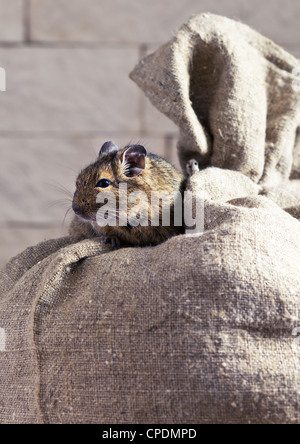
[0,41,142,49]
[23,0,31,44]
[0,222,63,229]
[0,131,157,139]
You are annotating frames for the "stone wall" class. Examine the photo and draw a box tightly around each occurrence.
[0,0,299,266]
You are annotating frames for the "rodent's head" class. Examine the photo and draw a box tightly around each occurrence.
[72,141,148,223]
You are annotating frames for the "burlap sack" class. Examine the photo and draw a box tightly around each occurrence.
[0,183,299,424]
[130,13,300,193]
[1,14,300,424]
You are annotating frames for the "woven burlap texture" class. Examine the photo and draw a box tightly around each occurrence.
[130,13,300,193]
[0,14,300,424]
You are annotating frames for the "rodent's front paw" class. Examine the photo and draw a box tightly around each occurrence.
[103,236,121,248]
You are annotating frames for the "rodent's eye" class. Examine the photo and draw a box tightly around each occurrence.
[96,178,111,188]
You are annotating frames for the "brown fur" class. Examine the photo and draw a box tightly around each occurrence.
[72,144,185,247]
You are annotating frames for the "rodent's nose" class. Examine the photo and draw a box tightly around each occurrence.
[72,204,82,215]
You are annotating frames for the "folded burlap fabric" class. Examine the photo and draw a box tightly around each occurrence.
[0,189,299,424]
[130,13,300,194]
[0,14,300,424]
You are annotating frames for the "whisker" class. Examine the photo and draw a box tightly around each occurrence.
[88,141,98,158]
[62,206,73,230]
[47,198,72,208]
[49,182,74,199]
[97,211,120,217]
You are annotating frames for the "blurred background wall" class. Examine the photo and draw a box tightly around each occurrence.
[0,0,299,267]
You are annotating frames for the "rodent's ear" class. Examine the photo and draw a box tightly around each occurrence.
[99,141,119,157]
[122,145,147,177]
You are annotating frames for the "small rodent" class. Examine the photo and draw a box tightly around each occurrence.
[72,141,185,247]
[186,159,200,177]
